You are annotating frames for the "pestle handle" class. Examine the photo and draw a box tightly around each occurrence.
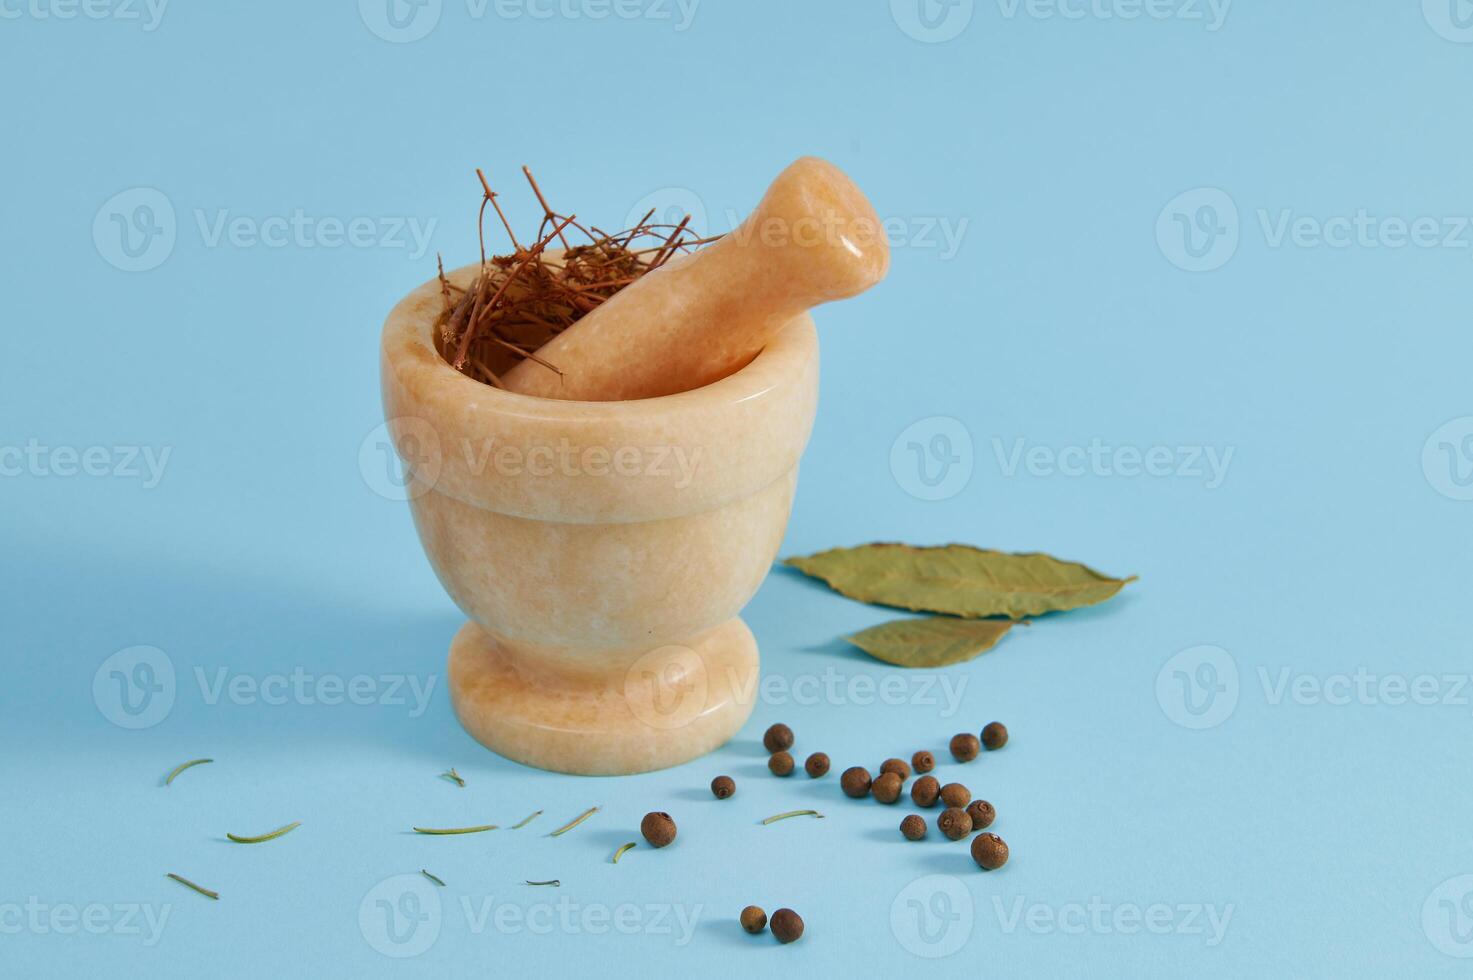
[501,157,889,401]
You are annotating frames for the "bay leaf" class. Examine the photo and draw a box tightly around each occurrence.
[785,543,1135,620]
[846,617,1013,668]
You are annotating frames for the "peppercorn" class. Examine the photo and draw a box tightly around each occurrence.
[640,811,677,848]
[804,752,830,778]
[740,905,767,934]
[770,908,804,944]
[966,799,995,829]
[711,775,736,799]
[910,774,941,808]
[768,751,795,777]
[950,732,981,762]
[900,814,927,840]
[872,771,903,804]
[982,721,1008,750]
[763,723,794,753]
[911,750,935,774]
[879,758,911,781]
[940,782,971,808]
[971,832,1009,869]
[937,806,973,841]
[840,766,872,798]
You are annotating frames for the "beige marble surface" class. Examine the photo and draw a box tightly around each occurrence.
[380,265,819,774]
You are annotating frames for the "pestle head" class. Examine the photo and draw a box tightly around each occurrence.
[499,156,887,401]
[733,156,890,307]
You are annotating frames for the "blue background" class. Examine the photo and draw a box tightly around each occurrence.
[4,1,1473,975]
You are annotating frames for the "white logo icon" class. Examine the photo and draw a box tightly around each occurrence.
[1156,645,1238,729]
[1156,188,1239,272]
[94,188,176,272]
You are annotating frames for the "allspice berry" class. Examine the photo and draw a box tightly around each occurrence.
[940,782,971,808]
[911,750,935,774]
[711,775,736,799]
[872,771,903,804]
[937,806,973,841]
[763,723,794,753]
[879,758,911,781]
[910,774,941,808]
[982,721,1008,751]
[900,814,928,840]
[640,811,677,848]
[840,766,872,798]
[804,752,830,778]
[972,832,1009,869]
[768,751,795,777]
[740,905,768,934]
[950,732,981,762]
[966,799,995,829]
[770,908,804,944]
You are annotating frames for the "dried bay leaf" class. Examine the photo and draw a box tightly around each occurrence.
[846,617,1013,668]
[785,543,1135,620]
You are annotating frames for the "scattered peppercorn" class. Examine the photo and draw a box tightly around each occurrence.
[971,832,1009,869]
[640,811,677,848]
[770,908,804,944]
[950,732,981,762]
[940,782,971,808]
[981,721,1008,751]
[840,766,872,798]
[872,772,903,804]
[937,806,973,840]
[911,750,935,774]
[910,775,941,808]
[966,799,995,829]
[879,758,911,781]
[804,752,830,778]
[900,814,928,840]
[711,775,736,799]
[763,723,794,753]
[768,751,795,777]
[740,905,768,934]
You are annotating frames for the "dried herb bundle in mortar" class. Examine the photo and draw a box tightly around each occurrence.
[435,167,719,387]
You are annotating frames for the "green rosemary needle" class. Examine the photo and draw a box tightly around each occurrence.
[226,821,301,843]
[166,873,218,900]
[761,809,824,825]
[412,824,498,835]
[164,758,213,786]
[421,870,446,886]
[510,810,543,830]
[612,842,637,864]
[549,807,598,837]
[526,879,560,887]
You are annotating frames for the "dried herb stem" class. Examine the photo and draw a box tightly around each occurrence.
[164,758,212,786]
[441,768,465,787]
[227,821,301,844]
[525,879,560,887]
[412,824,498,836]
[548,806,599,837]
[510,810,543,830]
[761,810,825,826]
[166,873,218,900]
[421,870,446,887]
[612,842,637,864]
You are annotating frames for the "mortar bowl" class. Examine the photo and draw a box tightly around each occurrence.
[379,263,818,774]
